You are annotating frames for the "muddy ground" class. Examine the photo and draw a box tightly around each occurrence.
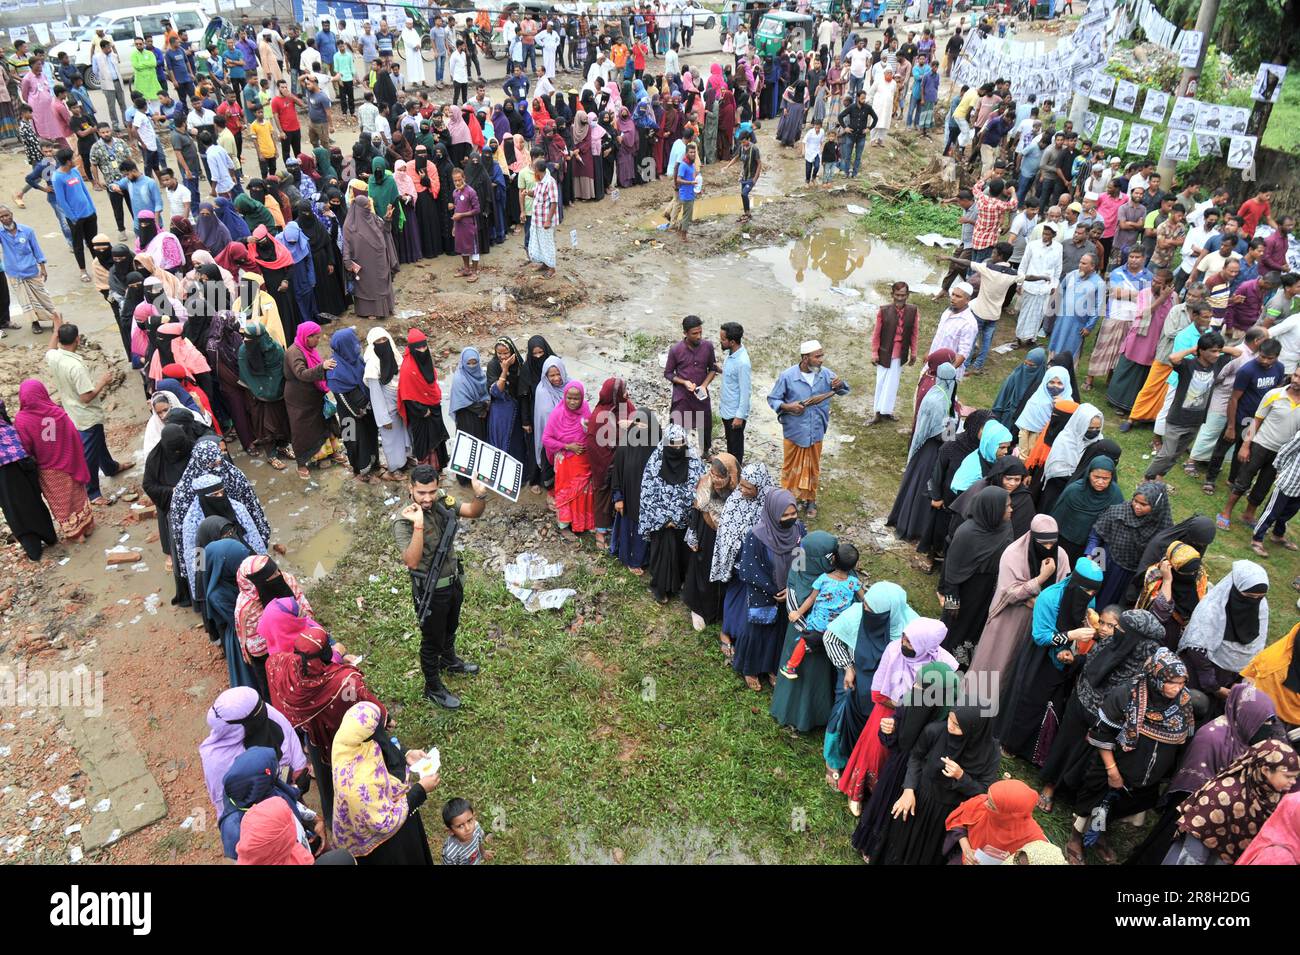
[0,16,1100,864]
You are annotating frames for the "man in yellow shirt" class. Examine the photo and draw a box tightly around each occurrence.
[947,85,979,159]
[249,105,280,178]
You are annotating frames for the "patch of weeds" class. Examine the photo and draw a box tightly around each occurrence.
[856,191,961,243]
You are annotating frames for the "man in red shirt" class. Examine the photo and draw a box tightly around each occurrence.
[1237,186,1276,238]
[216,90,244,161]
[270,79,304,165]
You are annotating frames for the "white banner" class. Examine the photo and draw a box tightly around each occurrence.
[1113,79,1139,113]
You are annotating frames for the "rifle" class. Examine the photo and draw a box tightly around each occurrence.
[415,496,460,622]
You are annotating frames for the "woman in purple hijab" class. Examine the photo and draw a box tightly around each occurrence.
[198,686,308,814]
[196,202,233,255]
[1125,681,1282,864]
[491,104,511,144]
[732,489,805,690]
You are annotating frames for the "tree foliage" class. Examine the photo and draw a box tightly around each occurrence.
[1138,0,1298,72]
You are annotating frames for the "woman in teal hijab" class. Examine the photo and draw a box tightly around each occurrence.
[996,556,1104,765]
[1049,455,1123,566]
[993,346,1046,430]
[368,156,404,230]
[950,419,1013,494]
[771,530,841,736]
[313,146,337,182]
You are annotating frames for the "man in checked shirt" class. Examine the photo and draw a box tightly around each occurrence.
[969,176,1018,265]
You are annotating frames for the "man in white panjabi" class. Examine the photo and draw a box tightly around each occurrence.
[401,19,427,86]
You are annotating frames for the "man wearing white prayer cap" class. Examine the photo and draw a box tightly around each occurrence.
[928,281,979,380]
[766,339,850,519]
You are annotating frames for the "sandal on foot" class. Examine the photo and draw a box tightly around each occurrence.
[744,676,762,692]
[1202,482,1215,494]
[1272,536,1299,552]
[1065,838,1086,866]
[297,467,311,479]
[1036,793,1054,813]
[1216,514,1230,530]
[269,457,288,471]
[1251,541,1269,557]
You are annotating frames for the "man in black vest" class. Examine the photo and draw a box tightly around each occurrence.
[869,281,918,423]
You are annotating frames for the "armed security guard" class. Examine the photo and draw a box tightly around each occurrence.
[396,464,490,709]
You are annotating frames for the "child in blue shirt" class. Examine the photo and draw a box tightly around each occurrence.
[781,542,862,679]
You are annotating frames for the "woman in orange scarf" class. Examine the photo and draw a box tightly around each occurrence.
[944,778,1046,864]
[396,328,450,469]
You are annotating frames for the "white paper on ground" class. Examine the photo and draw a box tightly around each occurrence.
[916,232,962,248]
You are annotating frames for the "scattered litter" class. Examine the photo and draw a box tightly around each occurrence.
[43,751,60,767]
[4,835,26,854]
[116,598,130,605]
[397,309,423,320]
[915,232,962,249]
[569,228,578,247]
[829,286,861,298]
[0,745,9,758]
[92,798,111,813]
[389,587,399,594]
[64,823,81,836]
[143,593,161,615]
[69,846,82,863]
[504,553,564,586]
[27,790,44,806]
[58,557,70,566]
[68,798,85,810]
[644,308,653,314]
[29,816,44,831]
[104,829,121,844]
[383,496,399,506]
[118,533,130,544]
[846,203,868,215]
[838,434,856,443]
[741,232,751,239]
[368,574,381,583]
[992,342,1017,354]
[51,786,71,807]
[504,553,575,611]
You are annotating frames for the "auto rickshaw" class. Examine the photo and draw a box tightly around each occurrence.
[754,11,814,57]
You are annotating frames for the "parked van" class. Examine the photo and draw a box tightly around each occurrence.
[50,4,210,89]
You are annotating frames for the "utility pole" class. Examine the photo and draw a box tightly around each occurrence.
[1156,0,1220,183]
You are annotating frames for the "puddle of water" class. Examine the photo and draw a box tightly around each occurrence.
[637,193,765,230]
[290,522,353,581]
[748,228,939,306]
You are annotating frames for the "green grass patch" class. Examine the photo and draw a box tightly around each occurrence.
[855,190,962,244]
[1261,72,1300,155]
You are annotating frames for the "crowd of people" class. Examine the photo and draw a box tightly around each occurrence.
[1,2,1298,866]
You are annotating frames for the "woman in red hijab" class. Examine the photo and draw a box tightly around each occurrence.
[944,778,1046,864]
[161,361,224,438]
[587,378,635,549]
[216,239,258,277]
[396,328,450,468]
[13,379,95,541]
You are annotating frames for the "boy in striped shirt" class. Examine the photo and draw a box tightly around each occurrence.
[442,797,492,864]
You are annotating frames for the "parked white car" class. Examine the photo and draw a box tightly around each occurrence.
[49,4,209,89]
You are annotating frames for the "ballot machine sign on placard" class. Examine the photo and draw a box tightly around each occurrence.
[448,431,524,502]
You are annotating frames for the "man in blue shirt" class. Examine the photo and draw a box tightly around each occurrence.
[503,65,529,103]
[317,21,338,64]
[673,143,698,237]
[0,204,59,333]
[51,148,98,281]
[164,36,195,103]
[109,160,163,234]
[767,340,851,518]
[718,322,752,464]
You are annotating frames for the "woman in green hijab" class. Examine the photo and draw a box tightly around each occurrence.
[368,156,404,231]
[234,192,276,233]
[1049,454,1124,567]
[313,146,337,182]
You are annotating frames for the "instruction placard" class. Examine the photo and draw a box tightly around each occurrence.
[448,431,523,502]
